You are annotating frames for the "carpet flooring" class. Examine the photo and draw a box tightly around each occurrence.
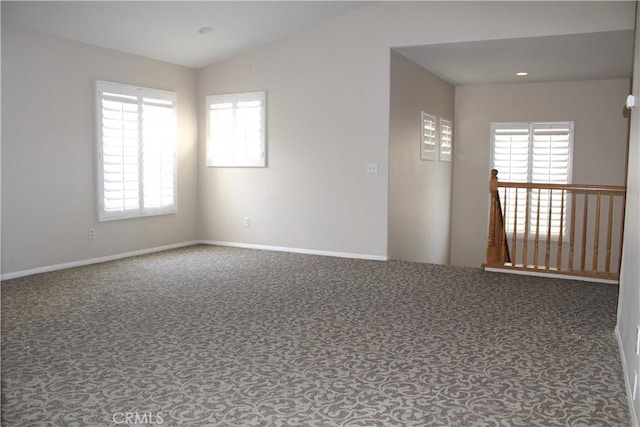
[1,245,630,426]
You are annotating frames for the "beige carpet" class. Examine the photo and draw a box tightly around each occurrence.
[1,245,629,426]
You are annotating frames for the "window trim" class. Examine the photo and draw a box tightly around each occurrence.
[96,80,177,222]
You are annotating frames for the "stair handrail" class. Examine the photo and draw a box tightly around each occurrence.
[483,169,626,282]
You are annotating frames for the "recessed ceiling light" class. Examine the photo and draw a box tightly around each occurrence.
[516,72,528,76]
[198,27,212,35]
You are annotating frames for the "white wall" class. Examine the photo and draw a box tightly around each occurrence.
[197,31,390,257]
[1,26,199,275]
[617,3,640,424]
[451,79,631,268]
[197,1,635,260]
[1,1,635,274]
[389,50,454,264]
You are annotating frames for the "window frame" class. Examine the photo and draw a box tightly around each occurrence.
[96,80,177,222]
[206,90,267,168]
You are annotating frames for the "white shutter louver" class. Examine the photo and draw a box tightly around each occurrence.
[97,81,177,221]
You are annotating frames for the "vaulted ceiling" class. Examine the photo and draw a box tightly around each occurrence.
[2,1,370,69]
[2,1,635,84]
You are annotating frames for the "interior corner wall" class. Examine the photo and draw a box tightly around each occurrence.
[196,12,393,258]
[450,79,631,268]
[389,50,454,264]
[1,25,199,275]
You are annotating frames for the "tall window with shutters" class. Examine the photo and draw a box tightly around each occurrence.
[206,91,266,167]
[490,122,574,238]
[96,81,177,221]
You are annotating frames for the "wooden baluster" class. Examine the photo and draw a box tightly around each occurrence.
[569,191,577,272]
[605,192,614,274]
[593,191,601,272]
[500,187,508,263]
[497,187,511,264]
[580,193,589,272]
[556,189,565,271]
[533,189,541,268]
[523,188,530,267]
[486,169,498,265]
[545,189,553,269]
[495,187,511,264]
[512,188,518,266]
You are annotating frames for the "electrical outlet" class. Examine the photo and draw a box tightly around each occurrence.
[243,217,251,227]
[88,228,96,239]
[366,163,378,174]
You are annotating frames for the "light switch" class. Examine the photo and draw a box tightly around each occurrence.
[367,163,378,174]
[626,94,636,110]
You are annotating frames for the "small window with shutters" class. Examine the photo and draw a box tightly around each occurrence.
[439,118,453,162]
[96,81,177,221]
[420,112,437,161]
[206,91,266,167]
[491,121,573,237]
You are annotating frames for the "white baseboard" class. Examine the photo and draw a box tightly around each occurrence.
[1,240,388,281]
[484,266,619,285]
[198,240,388,262]
[0,241,200,281]
[615,325,640,427]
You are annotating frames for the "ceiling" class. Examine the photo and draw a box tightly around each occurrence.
[2,2,635,84]
[1,1,370,69]
[395,30,635,86]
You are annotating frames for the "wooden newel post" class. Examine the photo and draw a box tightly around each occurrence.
[486,169,499,265]
[489,169,499,193]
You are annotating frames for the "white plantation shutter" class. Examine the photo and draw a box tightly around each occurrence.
[439,118,453,162]
[421,112,437,161]
[101,90,140,214]
[531,124,572,184]
[530,123,573,237]
[206,91,266,167]
[97,81,176,221]
[491,124,530,234]
[491,122,573,237]
[491,124,530,183]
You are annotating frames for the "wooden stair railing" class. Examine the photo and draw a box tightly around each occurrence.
[483,169,626,283]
